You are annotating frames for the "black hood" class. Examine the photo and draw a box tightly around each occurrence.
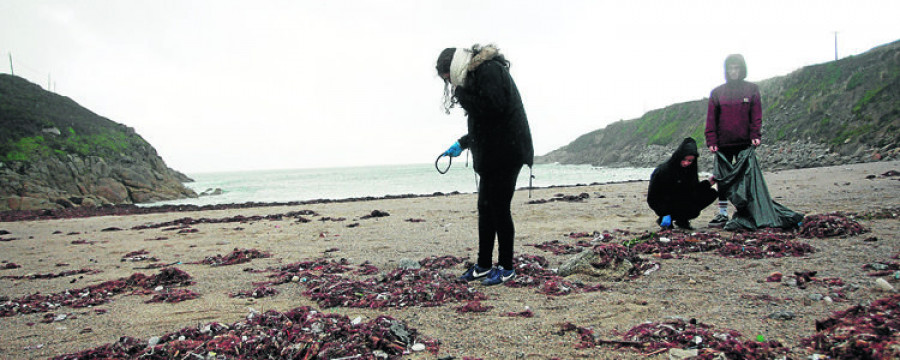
[670,137,699,164]
[724,54,747,82]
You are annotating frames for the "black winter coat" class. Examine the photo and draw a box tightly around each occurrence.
[454,59,534,175]
[647,138,714,217]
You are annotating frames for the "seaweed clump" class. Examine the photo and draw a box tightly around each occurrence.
[558,318,786,359]
[51,306,438,359]
[801,294,900,359]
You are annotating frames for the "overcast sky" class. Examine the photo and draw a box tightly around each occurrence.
[2,1,899,174]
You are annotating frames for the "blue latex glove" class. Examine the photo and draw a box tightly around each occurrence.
[660,215,672,227]
[443,141,462,157]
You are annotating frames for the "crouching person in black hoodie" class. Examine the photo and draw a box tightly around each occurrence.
[647,138,718,230]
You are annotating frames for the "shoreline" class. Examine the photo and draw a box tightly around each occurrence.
[0,179,651,223]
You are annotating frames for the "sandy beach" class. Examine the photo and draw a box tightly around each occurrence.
[1,160,898,359]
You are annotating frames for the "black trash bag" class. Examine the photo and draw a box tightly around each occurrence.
[714,148,803,230]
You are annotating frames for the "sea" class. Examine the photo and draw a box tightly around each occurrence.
[146,162,654,207]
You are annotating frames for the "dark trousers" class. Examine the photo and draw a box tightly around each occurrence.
[476,166,522,270]
[672,186,719,223]
[716,145,749,201]
[650,183,719,224]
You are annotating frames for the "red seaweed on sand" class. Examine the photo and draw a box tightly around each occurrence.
[527,239,586,255]
[455,300,493,313]
[50,306,439,360]
[302,267,488,309]
[197,248,271,266]
[1,268,101,280]
[0,267,194,317]
[799,213,869,238]
[501,308,535,318]
[418,255,468,270]
[145,289,200,303]
[506,254,609,295]
[228,286,279,299]
[558,318,786,358]
[130,210,320,230]
[801,294,900,359]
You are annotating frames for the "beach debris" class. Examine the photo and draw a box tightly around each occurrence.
[360,210,390,219]
[303,267,488,309]
[501,307,535,318]
[455,300,494,313]
[864,261,900,277]
[799,213,869,238]
[874,278,896,292]
[197,247,271,266]
[717,240,815,259]
[882,170,900,177]
[527,239,587,255]
[130,210,320,231]
[50,306,439,359]
[0,267,194,317]
[506,254,608,295]
[527,192,590,204]
[228,286,279,299]
[418,255,468,270]
[145,289,200,303]
[355,261,380,275]
[789,270,844,289]
[766,272,783,282]
[1,268,101,280]
[557,318,786,358]
[397,258,422,270]
[740,293,789,303]
[101,227,123,232]
[0,236,18,241]
[801,294,900,359]
[259,257,490,309]
[0,229,9,235]
[557,244,657,280]
[767,310,796,320]
[70,239,96,245]
[405,218,426,222]
[2,262,21,269]
[121,249,156,262]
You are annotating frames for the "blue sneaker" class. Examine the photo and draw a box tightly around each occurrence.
[482,266,515,286]
[459,264,491,282]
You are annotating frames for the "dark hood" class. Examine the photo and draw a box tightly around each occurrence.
[670,137,699,164]
[724,54,747,82]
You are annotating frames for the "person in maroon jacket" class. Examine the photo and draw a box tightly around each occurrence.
[705,54,762,228]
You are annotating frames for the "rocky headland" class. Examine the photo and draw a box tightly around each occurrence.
[1,74,196,211]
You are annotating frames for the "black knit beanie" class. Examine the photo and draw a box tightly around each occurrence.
[436,48,455,75]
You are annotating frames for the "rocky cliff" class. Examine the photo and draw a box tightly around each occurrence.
[539,39,900,171]
[0,74,197,210]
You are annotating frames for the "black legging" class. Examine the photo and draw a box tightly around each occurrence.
[476,166,522,270]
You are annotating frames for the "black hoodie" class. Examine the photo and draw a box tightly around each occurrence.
[647,138,711,217]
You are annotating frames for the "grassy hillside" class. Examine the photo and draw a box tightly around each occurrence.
[540,39,900,167]
[0,74,148,163]
[1,74,195,209]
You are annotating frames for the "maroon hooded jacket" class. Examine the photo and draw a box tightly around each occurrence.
[705,54,762,149]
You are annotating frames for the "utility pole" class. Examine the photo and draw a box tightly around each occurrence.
[834,32,838,61]
[8,52,12,75]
